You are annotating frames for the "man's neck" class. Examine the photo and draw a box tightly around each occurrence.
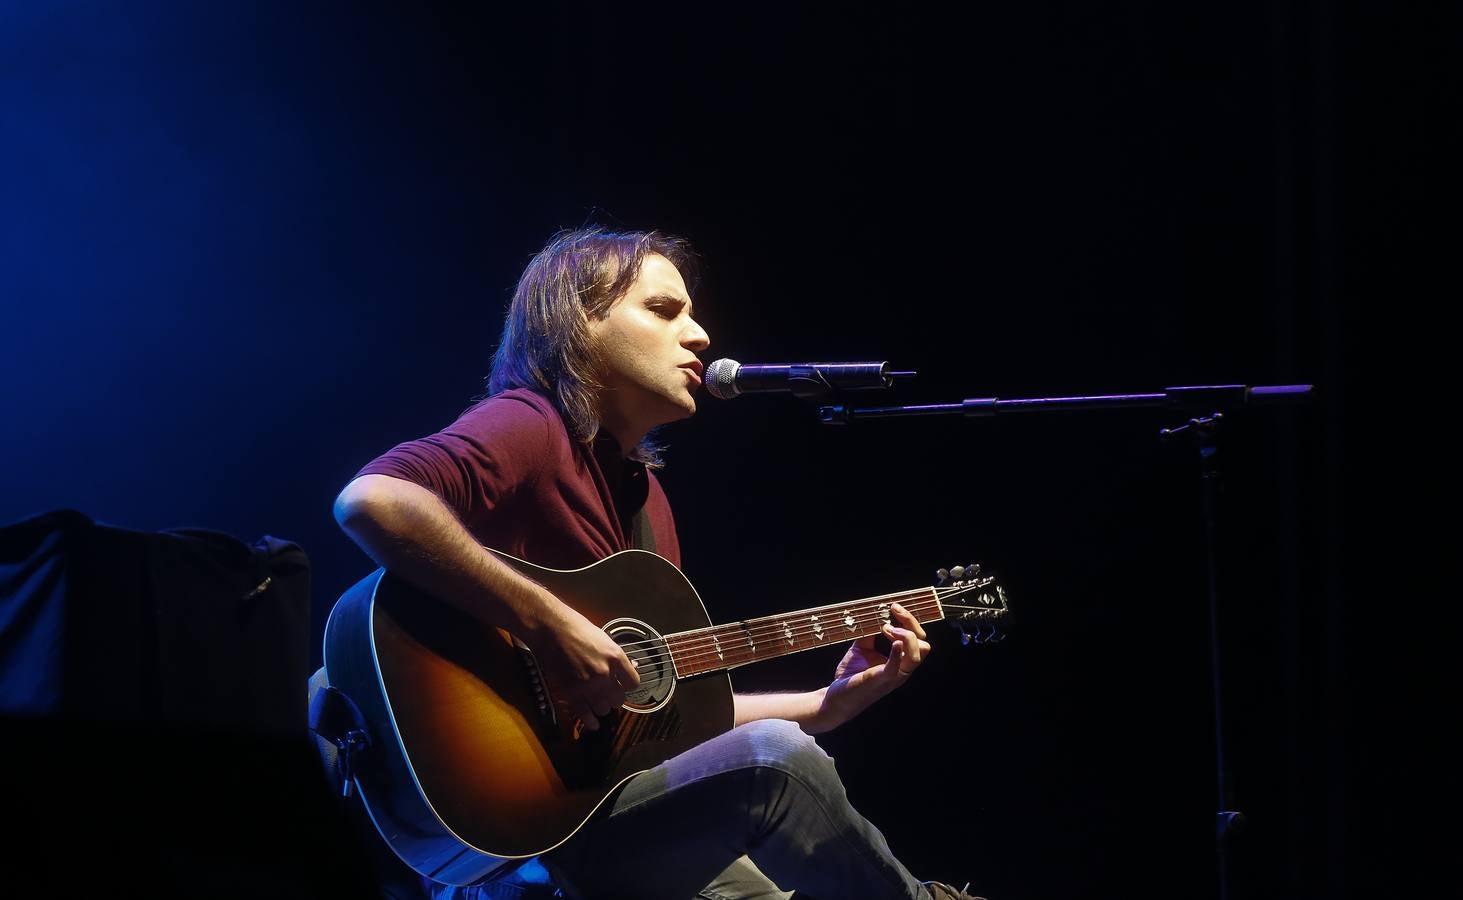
[597,410,648,459]
[598,423,641,459]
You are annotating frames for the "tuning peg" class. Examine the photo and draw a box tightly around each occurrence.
[950,565,965,580]
[966,563,981,576]
[935,567,949,585]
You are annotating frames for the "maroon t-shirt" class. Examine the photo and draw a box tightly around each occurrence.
[355,388,681,570]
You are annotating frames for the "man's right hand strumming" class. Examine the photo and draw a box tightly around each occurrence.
[524,601,640,733]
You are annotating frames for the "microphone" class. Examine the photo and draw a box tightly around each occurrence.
[703,358,894,400]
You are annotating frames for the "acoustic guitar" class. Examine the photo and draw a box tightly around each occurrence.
[323,548,1007,885]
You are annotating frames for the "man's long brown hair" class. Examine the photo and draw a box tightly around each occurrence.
[487,227,697,465]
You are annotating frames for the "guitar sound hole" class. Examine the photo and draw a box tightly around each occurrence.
[604,618,674,713]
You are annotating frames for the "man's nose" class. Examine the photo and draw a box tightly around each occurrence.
[683,321,710,351]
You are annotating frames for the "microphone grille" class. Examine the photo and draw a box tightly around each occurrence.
[704,358,741,399]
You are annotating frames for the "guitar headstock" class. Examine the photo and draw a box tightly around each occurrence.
[935,563,1008,646]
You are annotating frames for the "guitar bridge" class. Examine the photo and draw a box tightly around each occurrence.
[512,635,556,725]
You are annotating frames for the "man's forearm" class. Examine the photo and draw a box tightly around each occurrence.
[334,473,566,636]
[733,689,834,734]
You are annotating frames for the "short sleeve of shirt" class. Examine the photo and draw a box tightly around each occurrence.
[354,393,552,526]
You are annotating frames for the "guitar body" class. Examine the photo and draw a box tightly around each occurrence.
[323,549,733,886]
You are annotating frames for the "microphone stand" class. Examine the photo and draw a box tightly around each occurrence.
[817,382,1314,900]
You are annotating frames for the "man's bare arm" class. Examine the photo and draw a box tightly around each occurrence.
[335,474,559,634]
[333,473,637,730]
[733,690,831,733]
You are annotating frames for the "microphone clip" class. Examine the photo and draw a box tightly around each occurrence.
[784,364,845,400]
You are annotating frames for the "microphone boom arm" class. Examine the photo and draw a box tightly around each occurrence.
[816,384,1313,424]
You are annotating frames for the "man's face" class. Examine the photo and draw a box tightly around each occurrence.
[589,253,710,438]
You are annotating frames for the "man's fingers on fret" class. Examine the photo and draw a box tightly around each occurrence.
[909,629,931,663]
[883,623,913,660]
[891,603,927,640]
[898,630,922,665]
[888,624,926,667]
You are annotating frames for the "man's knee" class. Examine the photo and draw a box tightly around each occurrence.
[735,719,838,787]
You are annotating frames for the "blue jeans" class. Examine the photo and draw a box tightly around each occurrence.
[537,719,932,900]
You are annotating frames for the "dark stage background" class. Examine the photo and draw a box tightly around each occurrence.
[1,2,1451,898]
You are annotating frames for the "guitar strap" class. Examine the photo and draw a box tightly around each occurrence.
[628,505,657,554]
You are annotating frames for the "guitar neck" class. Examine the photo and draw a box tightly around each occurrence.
[663,587,944,677]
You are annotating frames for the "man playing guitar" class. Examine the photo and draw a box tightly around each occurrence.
[333,227,983,899]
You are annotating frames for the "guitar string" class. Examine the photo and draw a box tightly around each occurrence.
[602,605,993,700]
[605,583,965,665]
[659,601,956,674]
[608,584,1003,677]
[607,581,987,656]
[626,582,1001,672]
[666,595,942,658]
[661,606,942,675]
[614,608,935,678]
[620,581,994,657]
[523,583,1000,695]
[541,590,1005,715]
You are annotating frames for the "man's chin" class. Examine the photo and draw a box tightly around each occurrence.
[668,392,697,420]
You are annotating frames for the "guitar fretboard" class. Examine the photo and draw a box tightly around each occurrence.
[663,588,944,677]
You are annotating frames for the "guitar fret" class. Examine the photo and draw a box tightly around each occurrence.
[667,589,952,677]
